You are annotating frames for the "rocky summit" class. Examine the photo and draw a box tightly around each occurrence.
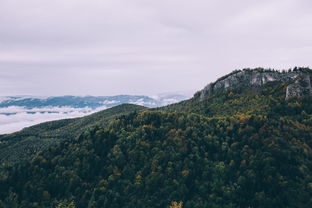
[194,67,312,100]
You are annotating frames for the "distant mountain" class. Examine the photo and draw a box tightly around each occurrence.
[0,94,188,110]
[0,94,189,134]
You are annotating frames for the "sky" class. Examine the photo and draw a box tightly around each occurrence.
[0,0,312,96]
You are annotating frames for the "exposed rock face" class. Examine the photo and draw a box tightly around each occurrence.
[194,68,312,100]
[285,74,312,99]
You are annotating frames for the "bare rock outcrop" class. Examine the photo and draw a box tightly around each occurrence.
[285,74,312,99]
[194,68,312,100]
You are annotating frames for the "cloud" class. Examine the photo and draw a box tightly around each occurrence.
[0,106,107,134]
[0,93,190,134]
[0,0,311,96]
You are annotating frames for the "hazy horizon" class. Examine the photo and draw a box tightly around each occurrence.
[1,0,311,96]
[0,90,196,98]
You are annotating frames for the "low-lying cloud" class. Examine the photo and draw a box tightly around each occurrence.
[0,93,190,134]
[0,93,191,134]
[0,106,107,134]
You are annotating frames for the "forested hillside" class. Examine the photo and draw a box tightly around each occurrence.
[0,104,146,165]
[0,68,311,208]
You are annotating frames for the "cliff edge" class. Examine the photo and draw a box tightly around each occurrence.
[194,67,312,100]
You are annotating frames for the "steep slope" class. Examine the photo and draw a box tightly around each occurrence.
[0,68,311,208]
[161,67,312,117]
[0,104,146,165]
[194,67,312,101]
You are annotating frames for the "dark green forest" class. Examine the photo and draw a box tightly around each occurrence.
[0,68,311,208]
[0,104,146,166]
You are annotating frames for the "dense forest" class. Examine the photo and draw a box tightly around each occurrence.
[0,68,311,208]
[0,104,146,165]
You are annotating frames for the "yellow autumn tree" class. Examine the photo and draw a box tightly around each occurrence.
[168,201,183,208]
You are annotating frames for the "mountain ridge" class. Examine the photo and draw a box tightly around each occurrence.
[194,67,312,101]
[0,94,189,135]
[2,67,312,166]
[0,94,188,109]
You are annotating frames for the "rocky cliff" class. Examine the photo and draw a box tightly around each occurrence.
[194,68,312,100]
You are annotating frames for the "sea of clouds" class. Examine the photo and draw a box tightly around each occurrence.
[0,106,107,134]
[0,93,192,135]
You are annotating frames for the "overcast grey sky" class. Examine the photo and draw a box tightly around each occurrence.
[0,0,311,96]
